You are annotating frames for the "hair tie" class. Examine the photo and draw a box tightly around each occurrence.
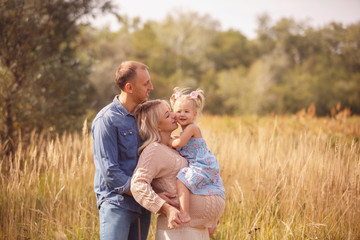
[174,92,182,99]
[190,91,198,99]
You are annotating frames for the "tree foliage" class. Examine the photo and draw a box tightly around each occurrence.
[1,5,359,151]
[87,12,359,117]
[0,0,113,153]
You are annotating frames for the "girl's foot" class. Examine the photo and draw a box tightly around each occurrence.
[208,220,219,236]
[179,212,191,223]
[208,227,216,236]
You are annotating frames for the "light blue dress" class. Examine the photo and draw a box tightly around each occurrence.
[176,137,225,199]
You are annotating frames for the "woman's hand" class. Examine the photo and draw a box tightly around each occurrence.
[160,203,182,229]
[158,192,179,208]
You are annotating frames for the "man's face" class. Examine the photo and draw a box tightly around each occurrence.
[132,68,153,104]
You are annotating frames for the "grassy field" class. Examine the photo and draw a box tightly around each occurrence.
[1,114,359,239]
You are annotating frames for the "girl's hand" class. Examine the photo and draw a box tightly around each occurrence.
[167,138,174,147]
[168,136,180,148]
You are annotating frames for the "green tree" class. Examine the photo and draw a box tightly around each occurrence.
[129,20,178,99]
[84,12,360,116]
[254,14,276,56]
[84,25,132,109]
[252,16,360,115]
[153,9,220,88]
[215,66,253,114]
[207,30,256,70]
[0,0,113,153]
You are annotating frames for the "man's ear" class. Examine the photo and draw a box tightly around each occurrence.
[125,82,133,93]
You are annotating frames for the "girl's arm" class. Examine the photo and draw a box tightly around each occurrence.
[169,124,200,148]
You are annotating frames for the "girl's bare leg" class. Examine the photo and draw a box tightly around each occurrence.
[176,179,191,223]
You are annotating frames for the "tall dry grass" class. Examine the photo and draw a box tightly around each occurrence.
[199,115,360,239]
[0,116,359,239]
[0,122,97,239]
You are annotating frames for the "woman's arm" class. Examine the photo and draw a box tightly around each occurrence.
[169,124,199,148]
[131,143,183,228]
[131,143,178,213]
[131,161,166,214]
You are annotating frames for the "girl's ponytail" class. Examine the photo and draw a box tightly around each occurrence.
[170,87,188,109]
[190,89,205,113]
[170,87,205,114]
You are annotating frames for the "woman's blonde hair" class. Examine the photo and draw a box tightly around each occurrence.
[135,99,169,154]
[170,87,205,114]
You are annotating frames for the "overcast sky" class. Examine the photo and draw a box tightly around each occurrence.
[93,0,360,39]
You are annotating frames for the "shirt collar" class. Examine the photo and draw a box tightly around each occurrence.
[113,95,132,116]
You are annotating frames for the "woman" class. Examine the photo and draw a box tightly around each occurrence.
[131,100,225,240]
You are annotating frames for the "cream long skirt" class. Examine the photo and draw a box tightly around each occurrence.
[155,227,209,240]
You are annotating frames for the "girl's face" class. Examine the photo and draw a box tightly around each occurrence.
[173,100,197,128]
[157,103,178,134]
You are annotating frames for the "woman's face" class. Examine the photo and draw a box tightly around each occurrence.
[157,103,178,134]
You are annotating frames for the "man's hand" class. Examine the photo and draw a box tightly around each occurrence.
[160,203,182,229]
[158,192,179,208]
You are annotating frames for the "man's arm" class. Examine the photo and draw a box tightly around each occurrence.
[93,117,131,194]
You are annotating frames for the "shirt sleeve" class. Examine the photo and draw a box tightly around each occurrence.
[130,144,166,214]
[92,117,131,194]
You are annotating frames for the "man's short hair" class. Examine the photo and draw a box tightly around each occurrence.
[114,61,148,90]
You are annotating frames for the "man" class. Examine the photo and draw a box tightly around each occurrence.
[92,61,169,240]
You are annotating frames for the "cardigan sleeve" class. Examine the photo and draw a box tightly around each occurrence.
[130,143,167,214]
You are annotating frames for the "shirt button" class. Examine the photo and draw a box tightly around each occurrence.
[129,132,133,135]
[123,133,127,136]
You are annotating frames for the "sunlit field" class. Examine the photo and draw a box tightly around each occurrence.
[1,114,359,239]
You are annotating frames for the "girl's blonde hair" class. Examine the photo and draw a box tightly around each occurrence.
[170,87,205,113]
[134,99,169,154]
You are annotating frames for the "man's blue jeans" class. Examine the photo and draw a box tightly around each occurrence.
[99,202,151,240]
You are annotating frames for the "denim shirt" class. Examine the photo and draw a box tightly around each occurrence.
[92,96,147,214]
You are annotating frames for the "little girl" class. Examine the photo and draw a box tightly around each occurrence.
[168,87,225,233]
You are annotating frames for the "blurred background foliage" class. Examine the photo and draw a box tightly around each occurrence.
[1,0,360,152]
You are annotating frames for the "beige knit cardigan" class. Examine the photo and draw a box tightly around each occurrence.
[131,142,225,230]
